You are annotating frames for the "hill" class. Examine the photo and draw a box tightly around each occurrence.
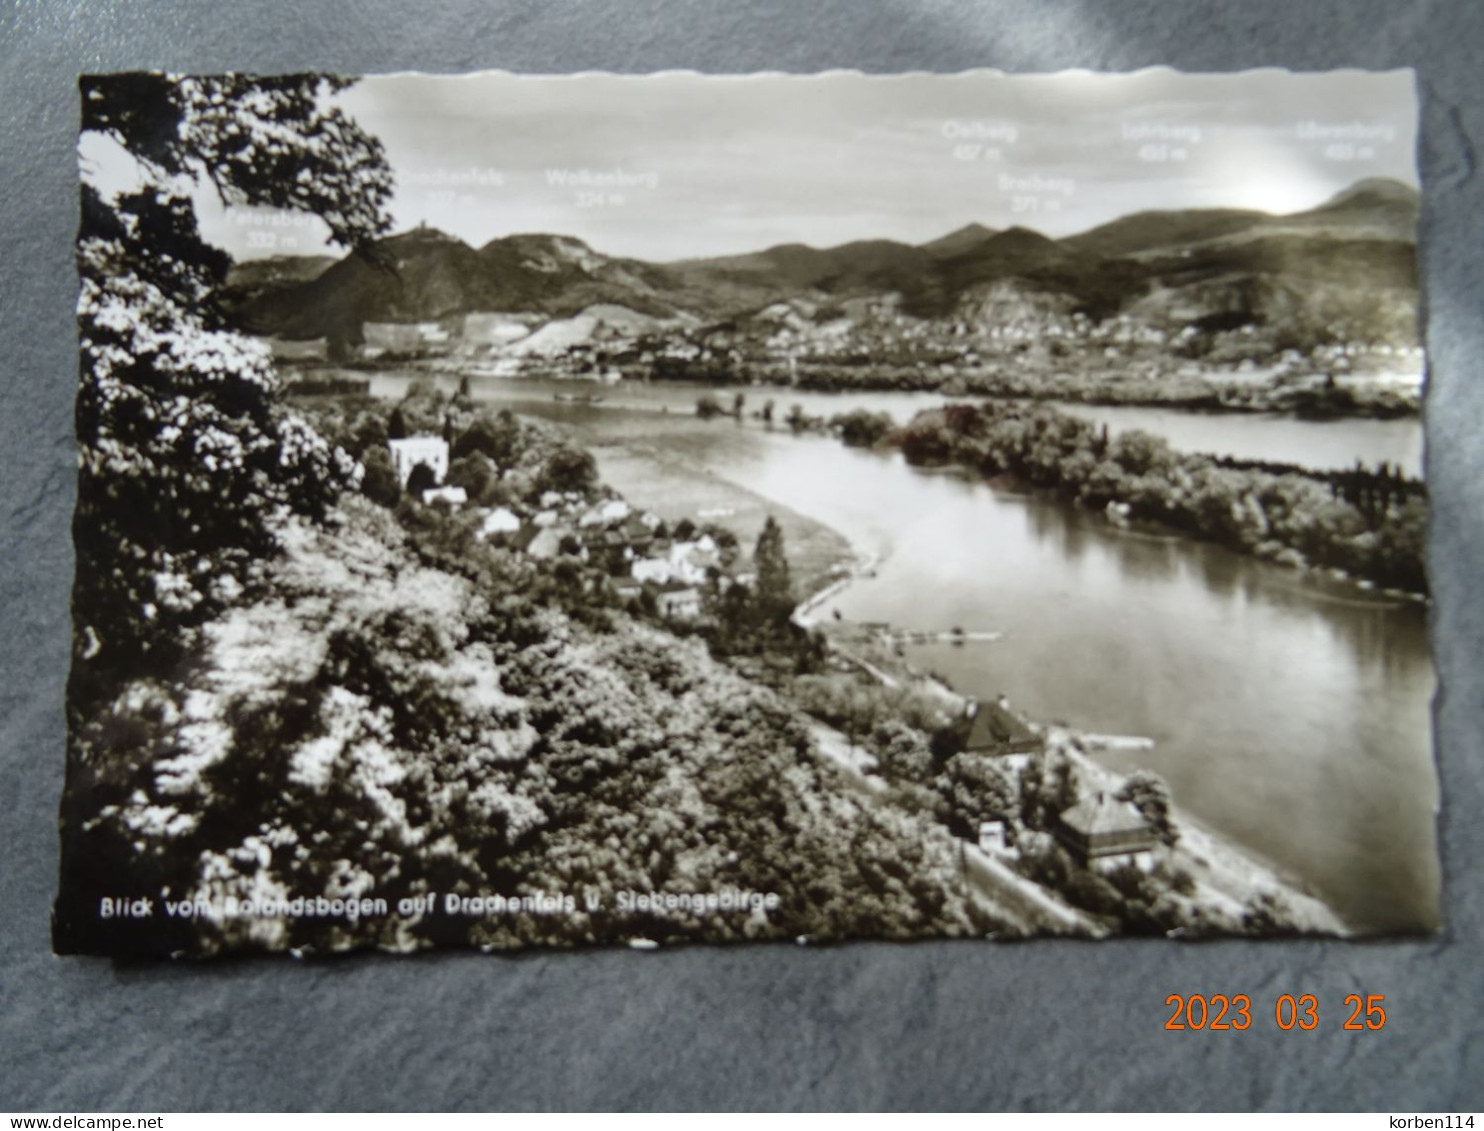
[231,178,1420,352]
[222,254,336,305]
[1060,209,1269,259]
[1259,178,1420,242]
[237,227,694,343]
[921,222,999,259]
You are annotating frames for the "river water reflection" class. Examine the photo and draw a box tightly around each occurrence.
[369,372,1439,933]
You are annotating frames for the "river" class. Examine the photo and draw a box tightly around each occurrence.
[362,371,1440,933]
[365,372,1424,476]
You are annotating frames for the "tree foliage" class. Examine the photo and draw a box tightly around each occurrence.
[1117,770,1177,847]
[73,73,394,680]
[60,75,395,951]
[893,400,1427,594]
[753,515,795,622]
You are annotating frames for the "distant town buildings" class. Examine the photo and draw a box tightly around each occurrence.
[364,321,450,355]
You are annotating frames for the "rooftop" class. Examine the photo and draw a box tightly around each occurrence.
[1058,792,1153,839]
[953,698,1040,751]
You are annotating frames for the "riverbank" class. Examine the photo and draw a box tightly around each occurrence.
[779,514,1349,937]
[341,367,1435,934]
[1048,730,1349,936]
[589,437,858,599]
[885,400,1427,598]
[553,406,1344,935]
[639,356,1423,421]
[352,352,1424,426]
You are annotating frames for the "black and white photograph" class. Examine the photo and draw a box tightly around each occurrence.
[56,67,1435,957]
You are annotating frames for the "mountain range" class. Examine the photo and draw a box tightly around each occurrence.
[228,178,1421,347]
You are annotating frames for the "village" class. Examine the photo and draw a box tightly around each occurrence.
[270,289,1425,409]
[377,422,1329,937]
[385,430,745,625]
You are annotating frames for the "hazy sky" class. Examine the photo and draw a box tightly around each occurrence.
[184,68,1418,263]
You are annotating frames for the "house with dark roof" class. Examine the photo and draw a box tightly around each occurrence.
[621,515,656,549]
[610,576,644,603]
[1055,792,1159,872]
[946,697,1043,770]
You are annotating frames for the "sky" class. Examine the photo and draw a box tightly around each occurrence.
[175,68,1419,264]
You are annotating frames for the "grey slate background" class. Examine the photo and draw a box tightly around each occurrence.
[2,0,1481,1111]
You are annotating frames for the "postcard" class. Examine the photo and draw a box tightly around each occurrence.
[57,68,1434,956]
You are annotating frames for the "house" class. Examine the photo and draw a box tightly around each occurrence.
[388,436,450,488]
[656,586,702,621]
[265,336,328,361]
[947,697,1043,771]
[421,485,467,508]
[621,515,656,550]
[363,322,424,354]
[578,499,631,527]
[663,539,714,586]
[611,577,644,603]
[978,819,1013,857]
[479,507,521,538]
[525,526,569,560]
[632,556,675,585]
[1055,792,1159,872]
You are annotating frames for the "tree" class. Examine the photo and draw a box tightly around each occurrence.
[72,74,393,677]
[406,461,439,497]
[752,515,795,624]
[61,73,395,953]
[446,453,501,506]
[452,411,520,469]
[1117,770,1177,847]
[359,445,402,507]
[537,448,598,497]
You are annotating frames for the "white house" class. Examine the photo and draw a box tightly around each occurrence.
[421,486,467,508]
[578,498,632,527]
[656,587,702,621]
[632,556,675,585]
[479,508,521,538]
[388,436,450,488]
[977,820,1015,858]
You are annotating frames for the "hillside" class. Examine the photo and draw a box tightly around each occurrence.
[1257,178,1421,242]
[1060,209,1269,259]
[223,253,336,304]
[922,222,1000,259]
[237,227,696,343]
[58,393,1022,955]
[229,178,1421,355]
